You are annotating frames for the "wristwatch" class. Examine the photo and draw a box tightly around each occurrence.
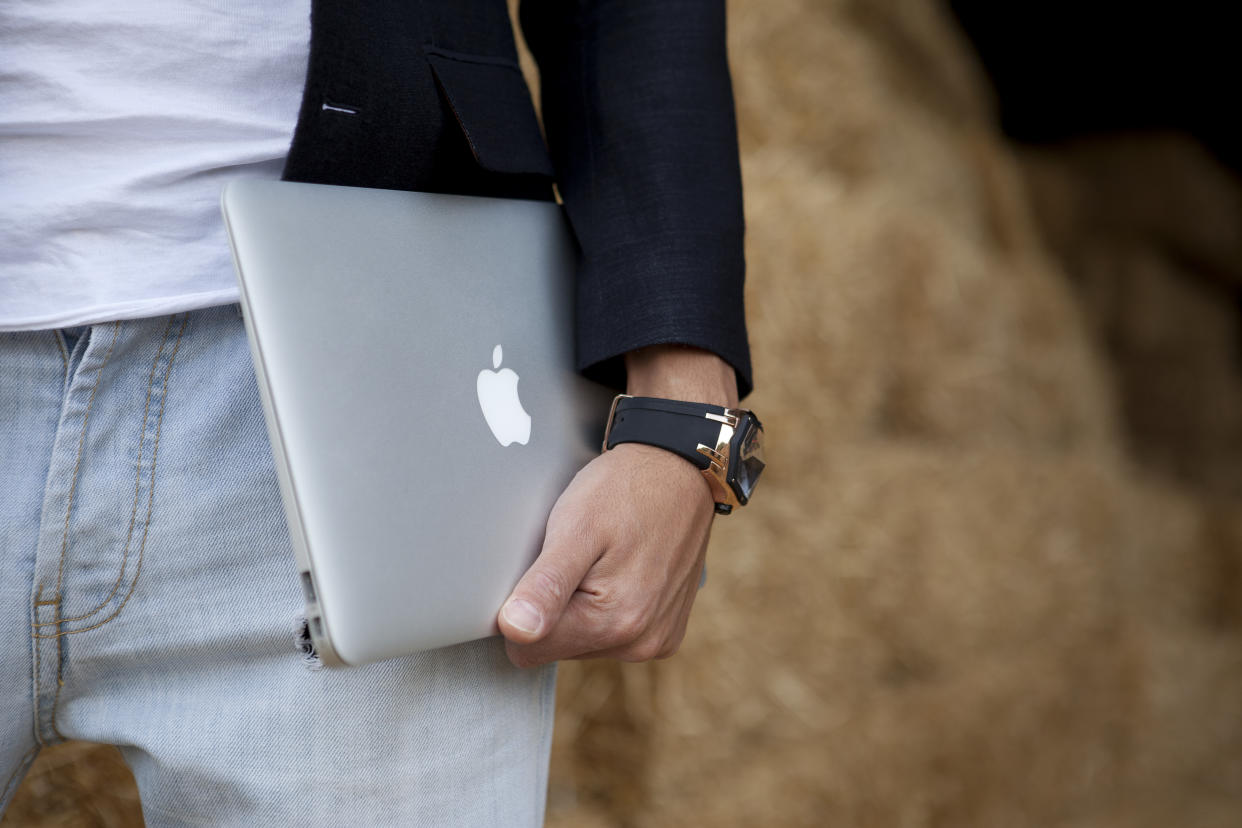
[602,395,766,515]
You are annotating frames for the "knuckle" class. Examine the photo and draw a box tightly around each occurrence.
[620,637,664,663]
[610,608,648,646]
[656,639,682,660]
[580,613,617,652]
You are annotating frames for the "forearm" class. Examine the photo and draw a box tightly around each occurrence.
[624,344,738,409]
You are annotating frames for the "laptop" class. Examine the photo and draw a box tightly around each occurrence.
[220,179,614,667]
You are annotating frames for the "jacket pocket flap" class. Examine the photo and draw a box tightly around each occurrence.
[425,49,555,178]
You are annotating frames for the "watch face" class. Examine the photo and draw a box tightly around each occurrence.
[731,416,765,504]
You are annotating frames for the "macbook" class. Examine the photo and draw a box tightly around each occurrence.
[221,179,613,667]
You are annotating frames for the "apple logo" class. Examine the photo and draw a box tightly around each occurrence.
[477,344,531,447]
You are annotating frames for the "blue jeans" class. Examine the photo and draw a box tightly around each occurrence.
[0,305,556,826]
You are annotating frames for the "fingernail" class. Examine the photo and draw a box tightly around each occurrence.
[502,599,542,635]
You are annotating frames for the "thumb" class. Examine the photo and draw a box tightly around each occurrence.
[499,524,599,645]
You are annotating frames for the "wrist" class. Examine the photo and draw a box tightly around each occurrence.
[602,393,766,515]
[623,344,738,408]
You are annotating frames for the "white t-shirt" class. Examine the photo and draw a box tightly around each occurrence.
[0,2,310,331]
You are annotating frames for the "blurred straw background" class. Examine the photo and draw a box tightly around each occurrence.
[6,0,1241,825]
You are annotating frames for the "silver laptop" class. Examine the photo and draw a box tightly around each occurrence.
[220,179,613,667]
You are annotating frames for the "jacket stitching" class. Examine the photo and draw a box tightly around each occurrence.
[422,45,522,71]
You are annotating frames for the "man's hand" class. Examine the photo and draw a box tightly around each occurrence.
[497,345,738,668]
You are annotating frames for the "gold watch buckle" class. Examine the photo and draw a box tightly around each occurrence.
[697,408,745,514]
[602,395,748,515]
[601,394,633,453]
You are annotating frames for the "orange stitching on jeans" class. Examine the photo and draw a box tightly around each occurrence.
[36,315,189,639]
[54,330,68,377]
[51,321,120,601]
[40,317,175,626]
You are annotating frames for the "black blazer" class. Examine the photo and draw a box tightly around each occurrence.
[283,0,752,396]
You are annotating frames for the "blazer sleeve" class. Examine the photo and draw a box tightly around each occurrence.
[518,0,753,398]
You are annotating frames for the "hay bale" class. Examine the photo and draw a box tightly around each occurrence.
[1019,136,1242,498]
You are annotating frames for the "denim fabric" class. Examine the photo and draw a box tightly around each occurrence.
[0,305,556,826]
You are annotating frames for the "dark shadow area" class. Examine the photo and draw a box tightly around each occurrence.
[949,0,1242,175]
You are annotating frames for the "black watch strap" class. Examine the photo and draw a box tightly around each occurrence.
[603,396,727,471]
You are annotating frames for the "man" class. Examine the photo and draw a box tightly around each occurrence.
[0,0,753,823]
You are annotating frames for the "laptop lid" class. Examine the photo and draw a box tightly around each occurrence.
[221,179,613,666]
